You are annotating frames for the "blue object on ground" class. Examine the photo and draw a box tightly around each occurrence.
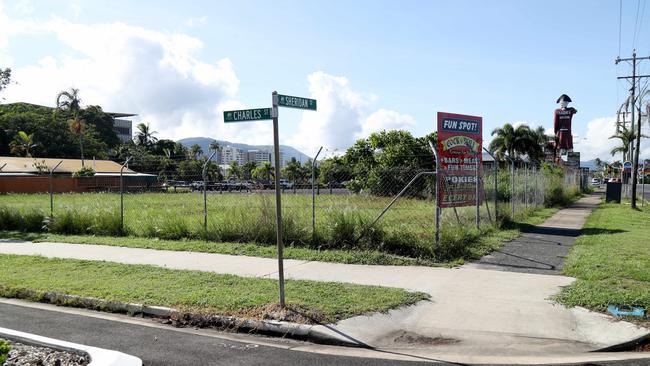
[607,305,646,317]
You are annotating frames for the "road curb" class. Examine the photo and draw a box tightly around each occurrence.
[1,290,368,349]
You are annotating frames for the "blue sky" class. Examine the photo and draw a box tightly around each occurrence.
[1,0,649,160]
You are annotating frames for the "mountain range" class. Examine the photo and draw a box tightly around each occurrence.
[177,137,311,163]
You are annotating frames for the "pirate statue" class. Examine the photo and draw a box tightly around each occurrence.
[553,94,577,155]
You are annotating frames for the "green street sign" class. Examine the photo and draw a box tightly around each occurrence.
[223,108,272,123]
[278,94,317,111]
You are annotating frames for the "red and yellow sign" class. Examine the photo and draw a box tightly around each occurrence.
[437,112,483,208]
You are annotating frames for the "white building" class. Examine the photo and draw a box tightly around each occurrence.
[247,150,271,165]
[220,146,245,165]
[107,113,136,143]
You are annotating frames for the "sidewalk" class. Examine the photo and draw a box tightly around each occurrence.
[1,194,649,364]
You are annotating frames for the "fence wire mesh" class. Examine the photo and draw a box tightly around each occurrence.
[0,151,587,262]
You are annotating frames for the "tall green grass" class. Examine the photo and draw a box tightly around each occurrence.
[0,182,578,261]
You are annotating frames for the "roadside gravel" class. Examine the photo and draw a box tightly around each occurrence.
[2,338,89,366]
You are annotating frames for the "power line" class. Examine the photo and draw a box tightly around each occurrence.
[632,0,647,50]
[619,0,623,57]
[633,0,641,50]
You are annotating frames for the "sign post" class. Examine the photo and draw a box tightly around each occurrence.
[273,91,317,308]
[271,92,285,308]
[225,93,317,309]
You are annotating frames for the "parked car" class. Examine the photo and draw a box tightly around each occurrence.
[279,179,294,189]
[591,178,600,186]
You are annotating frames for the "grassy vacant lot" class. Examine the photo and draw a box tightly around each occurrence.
[0,254,428,323]
[0,206,559,266]
[557,201,650,317]
[0,192,515,261]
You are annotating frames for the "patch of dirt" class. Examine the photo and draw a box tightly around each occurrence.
[391,331,460,346]
[239,303,328,324]
[160,303,328,331]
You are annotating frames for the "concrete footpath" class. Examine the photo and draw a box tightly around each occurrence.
[1,194,649,364]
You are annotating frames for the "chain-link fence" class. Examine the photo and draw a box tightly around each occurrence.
[0,151,586,262]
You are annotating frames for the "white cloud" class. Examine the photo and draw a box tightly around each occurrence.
[287,71,416,155]
[0,10,278,143]
[360,109,415,137]
[577,116,650,162]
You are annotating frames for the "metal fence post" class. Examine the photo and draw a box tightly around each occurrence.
[475,161,480,230]
[483,148,497,223]
[525,163,529,210]
[120,157,132,235]
[311,146,323,242]
[429,141,441,248]
[203,152,217,241]
[642,162,646,207]
[49,161,63,220]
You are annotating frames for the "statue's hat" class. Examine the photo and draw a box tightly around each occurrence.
[556,94,572,103]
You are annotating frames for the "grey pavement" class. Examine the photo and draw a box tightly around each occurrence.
[467,194,600,275]
[0,194,649,364]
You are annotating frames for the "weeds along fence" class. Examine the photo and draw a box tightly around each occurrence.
[0,154,584,262]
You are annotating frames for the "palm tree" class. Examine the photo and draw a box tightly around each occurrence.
[252,161,272,181]
[609,125,643,160]
[56,88,85,166]
[242,161,258,180]
[9,131,37,157]
[189,144,203,160]
[489,123,536,160]
[135,122,158,147]
[209,140,220,152]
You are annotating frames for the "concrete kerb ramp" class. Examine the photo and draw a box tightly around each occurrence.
[0,327,142,366]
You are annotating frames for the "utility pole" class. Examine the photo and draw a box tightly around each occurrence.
[616,50,650,208]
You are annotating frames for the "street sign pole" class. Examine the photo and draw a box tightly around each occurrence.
[272,91,286,308]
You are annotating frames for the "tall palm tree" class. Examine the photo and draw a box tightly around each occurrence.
[56,88,85,166]
[9,131,37,157]
[209,140,220,152]
[135,122,158,147]
[190,144,203,160]
[609,125,643,160]
[489,123,536,160]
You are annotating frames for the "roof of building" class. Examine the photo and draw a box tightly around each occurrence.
[0,157,135,174]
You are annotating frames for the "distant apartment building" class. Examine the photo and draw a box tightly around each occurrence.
[247,150,271,165]
[108,113,136,143]
[271,151,287,168]
[220,146,245,165]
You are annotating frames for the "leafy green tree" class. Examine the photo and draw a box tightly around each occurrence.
[227,160,242,180]
[343,130,435,196]
[0,68,12,99]
[9,131,37,157]
[282,157,303,183]
[80,105,119,148]
[252,161,272,181]
[56,88,85,165]
[242,161,257,180]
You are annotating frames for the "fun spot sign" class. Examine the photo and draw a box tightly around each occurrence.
[436,112,483,208]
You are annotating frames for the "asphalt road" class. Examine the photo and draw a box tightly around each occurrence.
[0,302,437,366]
[1,302,648,366]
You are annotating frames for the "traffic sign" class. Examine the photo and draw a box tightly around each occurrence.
[223,108,272,123]
[278,94,317,110]
[624,161,632,171]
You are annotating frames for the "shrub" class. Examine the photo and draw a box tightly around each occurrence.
[0,207,46,232]
[72,166,96,177]
[0,339,10,364]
